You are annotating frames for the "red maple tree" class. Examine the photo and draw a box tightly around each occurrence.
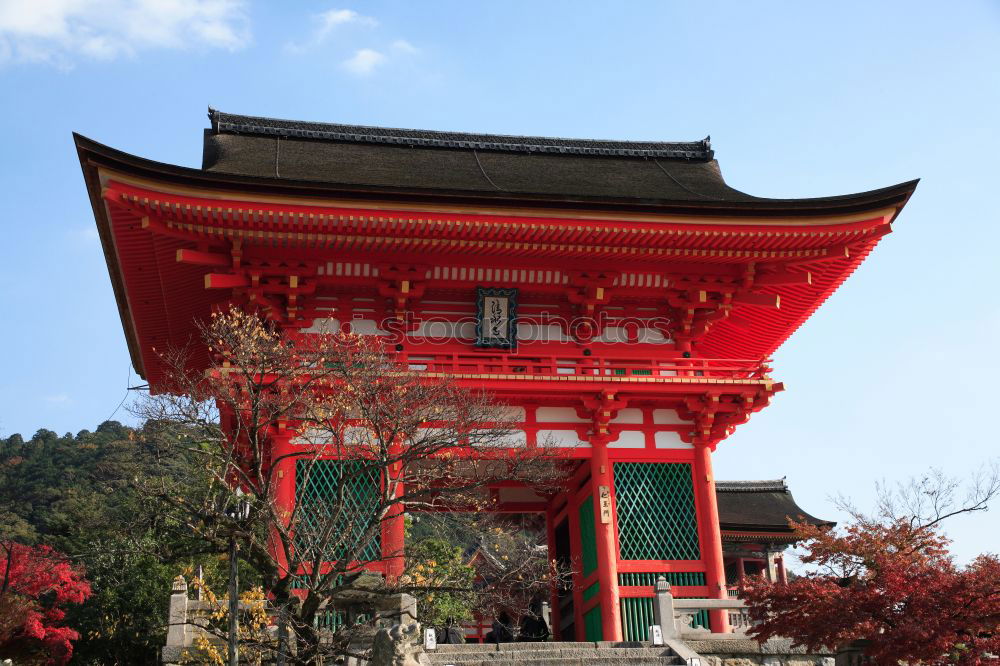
[0,542,92,665]
[741,468,1000,666]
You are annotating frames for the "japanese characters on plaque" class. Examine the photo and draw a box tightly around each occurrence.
[599,485,613,524]
[475,287,518,350]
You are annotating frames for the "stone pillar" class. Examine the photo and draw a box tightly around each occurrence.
[166,576,189,648]
[590,441,622,641]
[692,442,730,633]
[652,577,678,638]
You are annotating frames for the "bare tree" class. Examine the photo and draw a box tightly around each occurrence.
[834,462,1000,531]
[132,308,566,664]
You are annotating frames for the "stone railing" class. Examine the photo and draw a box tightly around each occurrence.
[649,576,752,639]
[162,575,417,666]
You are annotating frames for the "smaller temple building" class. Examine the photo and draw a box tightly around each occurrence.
[718,479,833,589]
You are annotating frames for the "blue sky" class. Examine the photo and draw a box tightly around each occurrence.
[1,1,997,562]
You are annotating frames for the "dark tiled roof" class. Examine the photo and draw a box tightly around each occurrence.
[716,480,789,493]
[208,109,714,159]
[716,479,833,533]
[202,108,760,204]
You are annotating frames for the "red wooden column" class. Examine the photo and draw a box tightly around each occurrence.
[590,441,622,641]
[270,427,297,578]
[692,442,730,632]
[545,503,561,638]
[381,446,405,582]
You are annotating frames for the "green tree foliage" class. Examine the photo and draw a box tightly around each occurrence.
[0,423,221,665]
[404,538,476,626]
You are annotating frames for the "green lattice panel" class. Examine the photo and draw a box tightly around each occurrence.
[620,597,655,642]
[578,496,598,576]
[583,606,603,642]
[296,459,381,562]
[613,462,701,561]
[315,609,346,631]
[618,572,706,587]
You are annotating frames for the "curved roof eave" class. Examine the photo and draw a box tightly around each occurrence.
[75,133,919,220]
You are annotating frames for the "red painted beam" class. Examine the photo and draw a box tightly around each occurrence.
[205,273,250,289]
[177,248,231,267]
[731,292,780,308]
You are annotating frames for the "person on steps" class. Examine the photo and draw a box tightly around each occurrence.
[485,611,514,643]
[518,601,550,642]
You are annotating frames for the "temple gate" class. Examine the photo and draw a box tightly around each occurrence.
[76,110,915,640]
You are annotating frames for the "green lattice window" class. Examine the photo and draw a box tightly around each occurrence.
[295,459,381,563]
[578,496,598,576]
[618,571,706,587]
[614,463,700,561]
[583,606,603,641]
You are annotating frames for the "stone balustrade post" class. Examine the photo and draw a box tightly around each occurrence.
[166,576,189,648]
[398,593,418,624]
[652,576,679,638]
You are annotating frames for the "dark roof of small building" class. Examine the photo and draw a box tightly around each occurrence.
[716,479,833,534]
[201,109,917,215]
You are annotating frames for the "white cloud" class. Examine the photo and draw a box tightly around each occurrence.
[341,47,384,76]
[0,0,250,66]
[390,39,417,54]
[44,393,70,404]
[285,7,376,53]
[317,8,376,36]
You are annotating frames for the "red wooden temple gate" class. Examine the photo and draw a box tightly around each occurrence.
[77,110,915,641]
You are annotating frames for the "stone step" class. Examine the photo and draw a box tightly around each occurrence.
[424,642,683,665]
[422,653,684,666]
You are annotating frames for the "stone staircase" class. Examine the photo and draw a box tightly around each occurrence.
[424,641,685,665]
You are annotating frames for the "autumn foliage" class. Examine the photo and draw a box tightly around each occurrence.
[740,519,1000,666]
[0,542,92,665]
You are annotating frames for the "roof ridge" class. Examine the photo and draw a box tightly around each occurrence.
[716,479,789,492]
[207,108,714,160]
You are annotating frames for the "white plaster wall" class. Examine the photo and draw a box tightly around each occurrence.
[536,429,590,448]
[497,406,527,422]
[610,408,644,424]
[301,317,340,334]
[653,409,688,424]
[350,319,388,335]
[412,320,475,340]
[536,407,588,423]
[609,431,646,448]
[516,322,570,342]
[597,326,628,343]
[655,430,693,449]
[637,328,670,343]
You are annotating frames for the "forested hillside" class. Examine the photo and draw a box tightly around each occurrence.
[0,422,224,665]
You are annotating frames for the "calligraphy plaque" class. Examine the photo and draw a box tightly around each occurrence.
[475,287,518,349]
[599,485,612,524]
